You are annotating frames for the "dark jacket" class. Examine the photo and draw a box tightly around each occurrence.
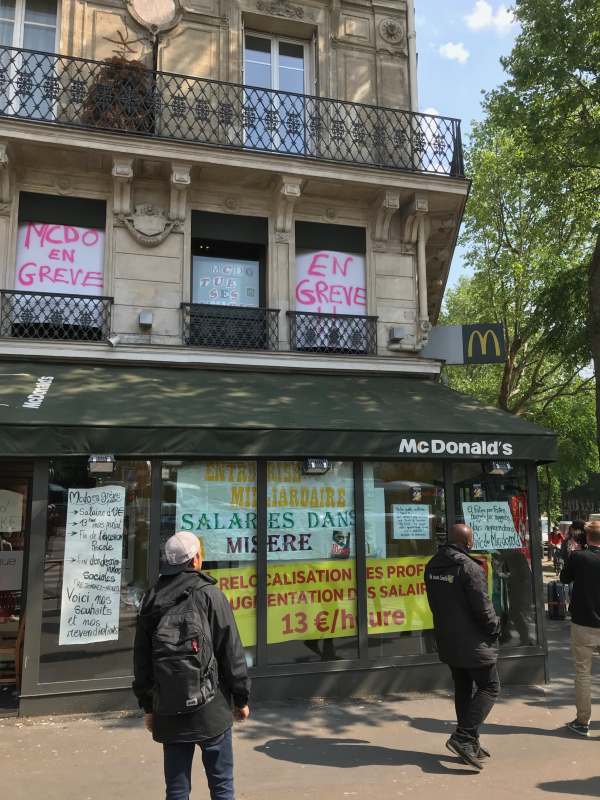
[560,546,600,628]
[425,544,500,668]
[133,569,250,743]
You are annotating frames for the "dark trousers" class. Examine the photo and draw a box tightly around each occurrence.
[450,664,500,743]
[163,728,234,800]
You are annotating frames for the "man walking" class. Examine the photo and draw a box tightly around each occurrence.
[560,520,600,737]
[425,523,501,770]
[133,532,250,799]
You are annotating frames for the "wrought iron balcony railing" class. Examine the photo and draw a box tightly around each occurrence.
[0,46,465,177]
[182,303,280,350]
[287,311,378,355]
[0,290,112,341]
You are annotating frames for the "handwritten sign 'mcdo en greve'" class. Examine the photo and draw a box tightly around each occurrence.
[462,501,522,551]
[59,486,125,646]
[15,222,105,296]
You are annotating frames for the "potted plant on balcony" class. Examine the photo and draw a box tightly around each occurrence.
[82,28,155,134]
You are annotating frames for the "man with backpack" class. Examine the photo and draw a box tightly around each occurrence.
[425,523,501,771]
[133,531,250,800]
[560,520,600,737]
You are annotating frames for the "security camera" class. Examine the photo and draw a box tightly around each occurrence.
[107,335,121,348]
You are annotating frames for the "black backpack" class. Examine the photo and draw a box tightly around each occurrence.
[151,586,218,715]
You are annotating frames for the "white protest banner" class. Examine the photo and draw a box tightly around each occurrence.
[392,504,431,540]
[15,222,105,296]
[462,501,522,550]
[295,250,366,315]
[0,489,23,532]
[192,256,260,308]
[59,486,125,646]
[176,461,356,562]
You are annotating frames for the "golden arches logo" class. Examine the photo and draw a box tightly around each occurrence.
[467,329,501,358]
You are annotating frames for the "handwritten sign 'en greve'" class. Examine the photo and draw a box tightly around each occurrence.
[15,222,105,296]
[295,250,366,315]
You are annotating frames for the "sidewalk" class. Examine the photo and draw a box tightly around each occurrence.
[2,601,599,799]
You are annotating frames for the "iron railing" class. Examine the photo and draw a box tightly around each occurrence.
[182,303,280,350]
[0,290,112,341]
[0,45,465,177]
[287,311,378,355]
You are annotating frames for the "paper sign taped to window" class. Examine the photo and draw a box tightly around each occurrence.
[462,501,522,550]
[392,504,431,540]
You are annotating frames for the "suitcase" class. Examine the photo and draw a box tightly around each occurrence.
[547,580,568,620]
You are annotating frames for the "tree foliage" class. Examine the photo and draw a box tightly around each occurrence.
[485,0,600,456]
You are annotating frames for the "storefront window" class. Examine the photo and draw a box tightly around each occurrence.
[454,463,537,648]
[161,461,257,667]
[363,462,445,658]
[266,461,358,664]
[39,459,151,683]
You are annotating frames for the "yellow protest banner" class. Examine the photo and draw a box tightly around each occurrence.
[206,554,493,648]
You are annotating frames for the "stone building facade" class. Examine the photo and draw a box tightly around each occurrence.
[0,0,467,368]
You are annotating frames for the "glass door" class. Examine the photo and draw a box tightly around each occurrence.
[0,476,29,710]
[243,33,308,154]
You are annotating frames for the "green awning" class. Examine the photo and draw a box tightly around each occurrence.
[0,361,557,461]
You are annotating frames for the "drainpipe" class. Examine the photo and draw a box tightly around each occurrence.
[416,214,431,348]
[406,0,418,112]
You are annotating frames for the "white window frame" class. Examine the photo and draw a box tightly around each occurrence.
[0,0,59,50]
[243,31,311,96]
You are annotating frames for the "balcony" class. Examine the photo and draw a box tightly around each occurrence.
[0,46,465,178]
[287,311,378,355]
[0,290,112,342]
[182,304,280,351]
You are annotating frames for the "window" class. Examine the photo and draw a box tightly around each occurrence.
[291,222,373,353]
[5,193,108,341]
[0,0,57,50]
[454,463,537,648]
[0,0,58,120]
[266,461,358,664]
[363,462,446,659]
[243,33,309,154]
[187,212,274,350]
[39,459,151,683]
[161,461,257,667]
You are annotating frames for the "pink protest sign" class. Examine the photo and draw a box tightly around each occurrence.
[15,222,105,296]
[295,250,366,315]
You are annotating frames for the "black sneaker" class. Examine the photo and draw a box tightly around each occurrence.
[445,737,484,770]
[566,719,589,737]
[477,744,491,758]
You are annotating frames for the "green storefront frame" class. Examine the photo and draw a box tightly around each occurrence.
[0,361,554,714]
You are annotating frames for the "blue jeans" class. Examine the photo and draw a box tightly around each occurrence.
[163,728,234,800]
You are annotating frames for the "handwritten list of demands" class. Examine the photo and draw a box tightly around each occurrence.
[59,486,126,646]
[462,501,522,551]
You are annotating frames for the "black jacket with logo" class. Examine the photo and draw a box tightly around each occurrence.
[560,546,600,628]
[425,544,500,668]
[133,569,250,743]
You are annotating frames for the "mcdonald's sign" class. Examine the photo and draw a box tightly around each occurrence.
[462,323,506,364]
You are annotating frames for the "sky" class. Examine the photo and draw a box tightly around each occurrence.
[414,0,519,288]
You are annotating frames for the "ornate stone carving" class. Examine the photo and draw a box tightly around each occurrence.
[379,18,405,45]
[112,157,134,216]
[126,0,182,35]
[257,0,305,20]
[0,143,11,204]
[224,196,240,211]
[170,162,192,222]
[371,189,400,242]
[119,204,179,247]
[273,175,304,236]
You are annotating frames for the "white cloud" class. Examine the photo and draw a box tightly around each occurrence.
[422,106,440,116]
[465,1,516,34]
[439,42,470,64]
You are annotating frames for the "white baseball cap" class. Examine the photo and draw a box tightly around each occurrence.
[161,531,201,575]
